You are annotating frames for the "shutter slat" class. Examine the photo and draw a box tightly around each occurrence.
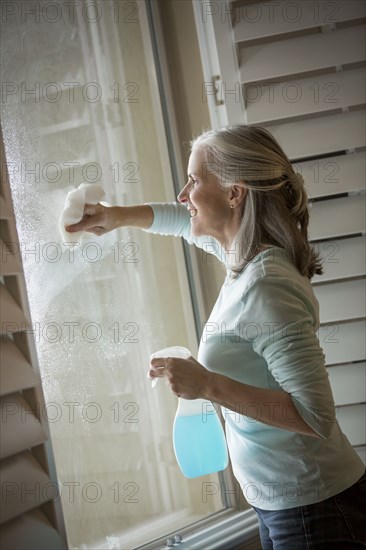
[0,238,23,276]
[0,508,66,550]
[328,362,366,406]
[319,320,366,365]
[267,109,366,159]
[245,67,366,124]
[233,1,366,43]
[0,393,47,460]
[239,25,366,82]
[0,338,39,396]
[0,451,51,524]
[336,404,366,446]
[312,236,366,283]
[297,152,366,199]
[314,279,366,323]
[309,194,366,241]
[0,285,31,333]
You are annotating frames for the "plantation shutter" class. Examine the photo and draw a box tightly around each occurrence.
[193,0,366,462]
[0,128,67,549]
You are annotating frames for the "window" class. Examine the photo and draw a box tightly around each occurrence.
[0,1,232,548]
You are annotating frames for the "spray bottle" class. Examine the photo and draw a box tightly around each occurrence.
[149,346,228,478]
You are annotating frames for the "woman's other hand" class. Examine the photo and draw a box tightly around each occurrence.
[149,356,213,399]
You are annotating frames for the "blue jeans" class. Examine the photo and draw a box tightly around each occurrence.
[253,471,366,549]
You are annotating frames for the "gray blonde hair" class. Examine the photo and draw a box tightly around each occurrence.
[190,124,323,279]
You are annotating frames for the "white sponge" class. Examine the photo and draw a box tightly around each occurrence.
[59,183,106,246]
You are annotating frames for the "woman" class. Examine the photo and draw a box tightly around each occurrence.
[66,124,365,548]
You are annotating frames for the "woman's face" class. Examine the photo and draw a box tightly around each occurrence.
[177,147,233,243]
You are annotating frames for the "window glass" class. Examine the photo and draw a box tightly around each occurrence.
[0,1,225,548]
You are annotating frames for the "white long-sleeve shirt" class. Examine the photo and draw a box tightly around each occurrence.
[143,201,365,510]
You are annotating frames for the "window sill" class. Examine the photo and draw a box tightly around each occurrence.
[136,508,260,550]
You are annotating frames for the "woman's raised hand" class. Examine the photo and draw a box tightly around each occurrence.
[65,203,118,236]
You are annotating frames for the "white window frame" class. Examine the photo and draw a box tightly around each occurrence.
[192,0,245,128]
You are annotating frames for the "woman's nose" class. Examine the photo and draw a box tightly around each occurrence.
[177,182,190,203]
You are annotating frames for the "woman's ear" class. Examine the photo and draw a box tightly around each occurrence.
[230,184,247,206]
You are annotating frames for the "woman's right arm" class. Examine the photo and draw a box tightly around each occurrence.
[64,202,192,238]
[65,201,225,264]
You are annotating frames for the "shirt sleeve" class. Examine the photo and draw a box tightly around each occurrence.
[239,275,336,439]
[142,201,226,264]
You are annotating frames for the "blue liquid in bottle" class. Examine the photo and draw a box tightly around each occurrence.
[173,410,228,478]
